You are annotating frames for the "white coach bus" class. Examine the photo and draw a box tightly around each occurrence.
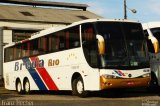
[3,19,150,97]
[143,22,160,90]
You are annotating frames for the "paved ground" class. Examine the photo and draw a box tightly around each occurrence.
[0,86,160,106]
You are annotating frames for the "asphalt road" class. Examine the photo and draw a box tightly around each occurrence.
[0,87,160,106]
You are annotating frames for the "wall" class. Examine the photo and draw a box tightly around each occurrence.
[3,30,12,44]
[0,28,3,79]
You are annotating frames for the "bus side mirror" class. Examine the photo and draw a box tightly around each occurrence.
[96,35,105,55]
[153,41,159,53]
[149,36,159,53]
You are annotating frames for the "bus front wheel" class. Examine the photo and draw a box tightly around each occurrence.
[72,77,88,97]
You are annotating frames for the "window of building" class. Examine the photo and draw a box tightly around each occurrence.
[13,30,38,42]
[20,12,34,16]
[77,16,88,20]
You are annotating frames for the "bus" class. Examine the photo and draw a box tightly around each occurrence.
[143,22,160,90]
[3,19,150,97]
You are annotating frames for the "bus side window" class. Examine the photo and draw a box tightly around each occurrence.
[4,48,9,62]
[38,37,47,54]
[11,47,14,60]
[83,27,94,42]
[48,34,57,52]
[21,43,29,57]
[68,26,80,49]
[66,31,69,49]
[5,46,17,62]
[58,31,65,50]
[82,23,96,44]
[81,23,98,68]
[15,45,21,59]
[8,47,14,61]
[30,39,39,56]
[56,32,60,51]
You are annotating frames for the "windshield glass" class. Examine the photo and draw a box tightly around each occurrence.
[96,22,149,69]
[151,27,160,43]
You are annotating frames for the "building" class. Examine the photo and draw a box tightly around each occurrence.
[0,0,102,79]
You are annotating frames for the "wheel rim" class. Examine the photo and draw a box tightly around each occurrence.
[17,82,21,92]
[77,80,83,94]
[25,81,30,92]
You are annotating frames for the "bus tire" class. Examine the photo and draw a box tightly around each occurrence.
[72,77,88,97]
[16,79,23,94]
[148,72,159,92]
[24,78,30,94]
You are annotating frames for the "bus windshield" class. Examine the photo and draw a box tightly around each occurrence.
[96,22,149,69]
[150,27,160,41]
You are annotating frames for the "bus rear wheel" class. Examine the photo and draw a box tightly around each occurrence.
[24,79,30,94]
[16,80,23,94]
[72,77,88,97]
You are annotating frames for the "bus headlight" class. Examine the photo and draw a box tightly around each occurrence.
[142,73,150,78]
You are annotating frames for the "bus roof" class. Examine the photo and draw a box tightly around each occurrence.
[142,22,160,30]
[4,18,139,48]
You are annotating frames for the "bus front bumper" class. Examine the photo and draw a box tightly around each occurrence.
[100,76,151,90]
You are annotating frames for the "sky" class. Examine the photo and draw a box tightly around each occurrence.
[43,0,160,23]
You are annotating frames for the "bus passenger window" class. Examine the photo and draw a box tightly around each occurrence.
[58,31,65,50]
[68,26,80,48]
[22,43,29,57]
[83,27,94,42]
[48,34,57,52]
[66,31,69,49]
[9,47,14,61]
[15,45,21,59]
[38,37,47,54]
[30,39,39,56]
[4,49,9,62]
[81,23,98,68]
[4,47,14,62]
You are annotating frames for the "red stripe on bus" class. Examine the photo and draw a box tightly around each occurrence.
[21,39,29,43]
[30,56,59,90]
